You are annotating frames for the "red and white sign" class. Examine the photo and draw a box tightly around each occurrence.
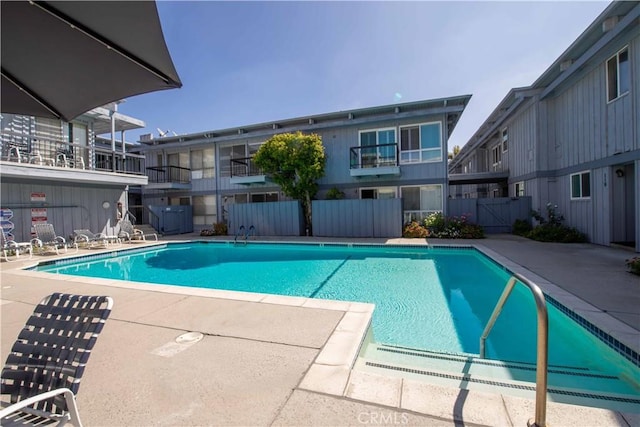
[30,192,46,202]
[31,208,47,222]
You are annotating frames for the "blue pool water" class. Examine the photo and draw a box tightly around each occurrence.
[39,242,638,395]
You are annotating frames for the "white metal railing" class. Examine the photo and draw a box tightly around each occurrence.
[1,131,144,174]
[479,273,548,427]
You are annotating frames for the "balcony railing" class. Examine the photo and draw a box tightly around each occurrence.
[350,143,398,169]
[1,131,145,174]
[230,156,263,178]
[146,165,191,184]
[95,147,145,175]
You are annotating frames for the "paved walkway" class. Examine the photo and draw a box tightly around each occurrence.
[1,235,638,426]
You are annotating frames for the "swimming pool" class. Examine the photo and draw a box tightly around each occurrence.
[38,241,639,401]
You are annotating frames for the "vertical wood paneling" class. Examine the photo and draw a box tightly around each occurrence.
[1,181,125,242]
[228,200,302,236]
[312,199,401,237]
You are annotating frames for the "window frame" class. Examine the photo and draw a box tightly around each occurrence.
[514,181,525,197]
[190,147,215,179]
[400,184,444,223]
[250,192,279,203]
[491,145,502,170]
[399,121,443,165]
[606,46,630,103]
[570,171,591,200]
[501,128,509,152]
[358,127,397,168]
[192,194,217,226]
[359,186,397,200]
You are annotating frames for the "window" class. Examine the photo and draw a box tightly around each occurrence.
[400,122,442,164]
[514,181,525,197]
[571,171,591,199]
[219,144,246,177]
[501,128,509,152]
[193,195,216,226]
[607,47,629,102]
[250,192,279,203]
[401,185,443,223]
[360,187,397,199]
[168,152,189,168]
[190,148,215,179]
[492,145,502,170]
[168,197,190,206]
[358,128,396,167]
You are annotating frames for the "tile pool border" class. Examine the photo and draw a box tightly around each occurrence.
[474,244,640,369]
[29,239,639,369]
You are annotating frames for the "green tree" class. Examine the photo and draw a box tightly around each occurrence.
[448,145,461,160]
[253,131,326,235]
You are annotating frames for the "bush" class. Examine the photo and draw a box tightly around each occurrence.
[423,212,484,239]
[325,187,345,200]
[402,221,428,238]
[213,222,228,235]
[626,257,640,276]
[512,219,532,236]
[526,203,587,243]
[200,222,228,236]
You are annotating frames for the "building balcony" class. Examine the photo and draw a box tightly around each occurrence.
[229,156,267,185]
[350,144,400,177]
[145,166,192,190]
[0,131,147,186]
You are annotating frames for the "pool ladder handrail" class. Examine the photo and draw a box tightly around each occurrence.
[234,225,245,244]
[245,225,255,241]
[479,273,548,427]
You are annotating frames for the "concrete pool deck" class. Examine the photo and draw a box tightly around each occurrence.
[1,234,638,426]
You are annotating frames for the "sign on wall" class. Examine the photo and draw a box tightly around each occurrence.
[30,192,47,236]
[0,208,15,241]
[30,192,46,202]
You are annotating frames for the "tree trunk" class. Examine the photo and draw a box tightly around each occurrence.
[304,193,312,236]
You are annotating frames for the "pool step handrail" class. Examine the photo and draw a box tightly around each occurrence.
[245,225,255,241]
[479,273,548,427]
[234,225,245,244]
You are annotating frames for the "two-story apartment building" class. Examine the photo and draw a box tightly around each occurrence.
[134,96,470,234]
[0,103,148,243]
[449,1,639,252]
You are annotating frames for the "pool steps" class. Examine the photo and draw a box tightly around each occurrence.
[355,343,640,414]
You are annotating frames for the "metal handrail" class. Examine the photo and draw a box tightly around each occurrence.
[479,273,548,427]
[234,225,245,244]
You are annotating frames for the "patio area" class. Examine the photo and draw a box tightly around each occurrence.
[1,234,638,426]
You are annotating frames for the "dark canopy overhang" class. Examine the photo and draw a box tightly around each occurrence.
[1,1,182,122]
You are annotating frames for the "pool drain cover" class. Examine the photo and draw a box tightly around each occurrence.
[175,331,204,344]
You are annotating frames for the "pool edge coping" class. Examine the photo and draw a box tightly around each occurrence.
[12,239,640,422]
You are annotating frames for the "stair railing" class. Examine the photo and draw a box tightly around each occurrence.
[234,225,245,244]
[479,273,548,427]
[245,225,255,241]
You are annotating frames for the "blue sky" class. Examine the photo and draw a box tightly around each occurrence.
[117,1,609,151]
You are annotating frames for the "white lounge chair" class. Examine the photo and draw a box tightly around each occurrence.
[118,219,157,243]
[32,223,77,255]
[0,293,113,426]
[1,231,32,262]
[73,229,120,249]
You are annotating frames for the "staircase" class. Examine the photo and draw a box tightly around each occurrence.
[355,342,640,413]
